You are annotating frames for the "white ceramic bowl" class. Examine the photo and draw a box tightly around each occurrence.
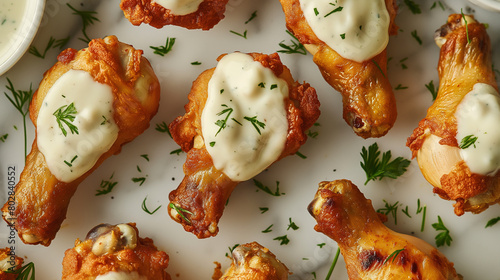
[0,0,46,76]
[469,0,500,11]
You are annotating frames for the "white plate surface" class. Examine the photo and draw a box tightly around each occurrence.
[1,0,500,279]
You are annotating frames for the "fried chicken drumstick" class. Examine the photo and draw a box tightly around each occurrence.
[168,52,320,238]
[279,0,398,138]
[1,36,160,246]
[120,0,229,30]
[308,180,462,279]
[407,14,500,216]
[213,242,289,280]
[62,223,170,279]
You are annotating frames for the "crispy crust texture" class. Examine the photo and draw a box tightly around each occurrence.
[308,180,461,280]
[407,14,500,215]
[278,0,398,138]
[120,0,229,30]
[168,52,321,238]
[62,223,170,280]
[1,36,160,246]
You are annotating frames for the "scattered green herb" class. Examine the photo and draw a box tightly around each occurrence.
[360,142,411,185]
[155,121,171,137]
[150,37,176,56]
[425,80,439,101]
[340,33,346,39]
[270,84,278,90]
[325,5,343,18]
[371,59,386,78]
[399,57,408,69]
[416,199,427,232]
[244,116,265,135]
[485,217,500,228]
[209,141,216,147]
[225,244,240,257]
[29,36,70,58]
[215,104,234,136]
[262,224,273,233]
[169,202,193,224]
[325,248,341,280]
[4,78,33,161]
[67,3,100,43]
[402,205,411,218]
[230,29,248,39]
[245,10,257,24]
[170,148,183,155]
[411,30,422,45]
[53,103,79,137]
[377,200,400,225]
[395,84,408,90]
[254,179,284,196]
[383,248,405,264]
[64,155,78,167]
[403,0,421,14]
[0,133,8,143]
[278,30,307,55]
[461,9,471,44]
[259,207,269,214]
[141,196,162,215]
[296,151,307,159]
[274,235,290,245]
[191,61,202,65]
[430,1,445,10]
[432,215,452,247]
[287,218,299,230]
[141,154,149,161]
[6,261,35,280]
[132,177,146,186]
[317,243,326,248]
[460,135,478,149]
[96,173,118,196]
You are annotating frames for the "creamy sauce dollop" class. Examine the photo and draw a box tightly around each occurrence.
[455,83,500,175]
[201,53,289,182]
[299,0,390,62]
[0,0,26,56]
[95,271,146,280]
[152,0,203,15]
[37,70,119,183]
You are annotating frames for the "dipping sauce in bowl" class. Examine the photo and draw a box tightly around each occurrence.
[0,0,45,76]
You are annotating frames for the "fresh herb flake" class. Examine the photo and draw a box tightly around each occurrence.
[262,224,273,233]
[150,37,176,56]
[67,3,100,43]
[230,30,248,39]
[244,116,265,135]
[432,215,453,247]
[485,217,500,228]
[142,196,162,215]
[411,30,422,45]
[287,217,299,231]
[273,235,290,245]
[254,179,284,196]
[53,103,79,137]
[96,173,118,196]
[425,80,439,101]
[278,30,307,55]
[169,202,193,224]
[403,0,422,14]
[384,248,405,264]
[460,135,478,149]
[245,10,257,24]
[132,177,146,186]
[360,143,411,185]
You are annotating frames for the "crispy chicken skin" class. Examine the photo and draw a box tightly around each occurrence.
[308,180,462,280]
[0,248,23,280]
[168,52,320,238]
[407,14,499,216]
[62,223,170,280]
[212,242,289,280]
[278,0,398,138]
[120,0,229,30]
[1,36,160,246]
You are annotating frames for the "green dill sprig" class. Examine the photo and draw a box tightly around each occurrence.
[377,200,400,225]
[245,10,257,24]
[215,104,234,136]
[360,143,411,185]
[273,235,290,245]
[67,3,100,43]
[244,116,265,135]
[150,37,176,56]
[4,78,34,161]
[29,36,70,58]
[432,216,452,247]
[95,173,118,196]
[155,121,171,137]
[411,30,422,45]
[5,261,35,280]
[425,80,439,101]
[262,224,273,233]
[459,135,478,149]
[384,248,405,264]
[141,196,162,215]
[230,30,248,39]
[53,103,79,137]
[253,179,284,196]
[259,207,269,214]
[287,217,299,230]
[403,0,421,14]
[278,30,307,55]
[169,202,193,224]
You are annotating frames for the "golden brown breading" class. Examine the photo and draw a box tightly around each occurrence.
[120,0,229,30]
[62,223,170,280]
[278,0,398,138]
[308,180,462,280]
[1,36,160,246]
[168,52,320,238]
[0,247,23,280]
[407,14,500,215]
[215,242,289,280]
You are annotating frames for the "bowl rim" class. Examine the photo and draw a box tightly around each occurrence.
[0,0,46,76]
[469,0,500,11]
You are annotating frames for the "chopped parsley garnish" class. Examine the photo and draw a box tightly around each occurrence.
[403,0,421,14]
[432,216,452,247]
[460,135,478,149]
[150,37,176,56]
[425,80,439,101]
[340,33,346,39]
[96,173,118,196]
[360,143,411,185]
[485,217,500,228]
[402,205,411,218]
[258,82,265,88]
[259,207,269,214]
[262,224,273,233]
[230,29,248,39]
[169,202,193,224]
[53,102,79,137]
[209,141,216,147]
[278,30,307,55]
[384,248,405,264]
[314,8,319,16]
[411,30,422,45]
[0,133,8,143]
[254,179,284,196]
[67,3,100,43]
[141,196,162,215]
[244,115,265,135]
[287,217,299,230]
[274,235,290,245]
[270,84,278,90]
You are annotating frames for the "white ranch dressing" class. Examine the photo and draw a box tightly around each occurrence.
[37,70,119,183]
[201,53,289,182]
[0,0,26,55]
[152,0,203,15]
[95,271,146,280]
[455,83,500,175]
[299,0,390,62]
